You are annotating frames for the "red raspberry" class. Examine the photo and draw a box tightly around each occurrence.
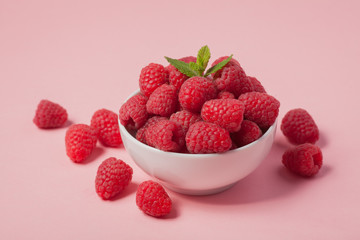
[95,157,133,199]
[145,119,185,152]
[201,99,245,132]
[238,92,280,129]
[168,70,188,91]
[139,63,168,97]
[179,56,197,63]
[136,180,172,217]
[231,120,262,147]
[186,121,232,153]
[215,65,254,98]
[146,84,178,117]
[217,91,235,99]
[33,99,68,128]
[281,108,319,145]
[178,76,217,113]
[166,56,197,91]
[91,109,122,147]
[282,143,323,177]
[119,94,148,130]
[65,124,97,163]
[165,56,197,73]
[211,56,241,78]
[169,110,202,133]
[136,116,167,144]
[247,76,266,93]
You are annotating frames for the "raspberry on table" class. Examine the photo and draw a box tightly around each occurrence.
[186,121,232,153]
[169,110,202,133]
[217,91,235,99]
[178,76,217,113]
[282,143,323,177]
[231,120,262,147]
[281,108,319,145]
[33,99,68,128]
[136,180,172,217]
[201,99,245,132]
[136,116,167,144]
[146,84,178,117]
[214,65,254,98]
[238,92,280,129]
[247,76,266,93]
[145,119,185,152]
[119,94,148,130]
[139,63,168,97]
[91,109,122,147]
[65,124,97,163]
[95,157,133,200]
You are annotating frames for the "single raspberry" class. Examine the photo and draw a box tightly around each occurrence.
[281,108,319,145]
[168,70,189,91]
[166,56,196,91]
[136,116,167,144]
[33,99,68,128]
[179,56,197,63]
[211,56,241,78]
[186,121,232,153]
[91,109,122,147]
[282,143,323,177]
[214,65,254,98]
[136,180,172,217]
[178,76,217,113]
[119,94,148,130]
[65,124,97,163]
[201,99,245,132]
[146,84,178,117]
[165,56,197,73]
[217,91,235,99]
[169,110,202,133]
[238,92,280,129]
[145,119,185,152]
[231,120,262,147]
[247,76,266,93]
[95,157,133,199]
[139,63,168,97]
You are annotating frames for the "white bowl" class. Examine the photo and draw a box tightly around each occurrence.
[119,90,277,195]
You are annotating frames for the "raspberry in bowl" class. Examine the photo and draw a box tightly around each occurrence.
[119,46,280,195]
[119,90,278,195]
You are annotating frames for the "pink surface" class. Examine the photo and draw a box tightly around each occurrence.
[1,0,360,239]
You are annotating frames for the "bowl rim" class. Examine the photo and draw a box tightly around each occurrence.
[119,89,278,158]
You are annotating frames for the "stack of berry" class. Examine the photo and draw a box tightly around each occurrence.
[120,46,280,154]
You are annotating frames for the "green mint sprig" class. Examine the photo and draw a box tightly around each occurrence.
[164,45,233,78]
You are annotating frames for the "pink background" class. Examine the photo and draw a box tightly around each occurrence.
[1,0,360,239]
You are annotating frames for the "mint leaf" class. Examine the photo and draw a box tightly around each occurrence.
[204,55,233,77]
[196,45,211,74]
[165,57,199,77]
[189,62,202,76]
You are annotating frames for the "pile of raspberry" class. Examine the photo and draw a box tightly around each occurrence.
[33,100,172,217]
[119,54,280,154]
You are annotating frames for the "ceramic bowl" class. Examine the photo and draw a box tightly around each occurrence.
[119,90,277,195]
